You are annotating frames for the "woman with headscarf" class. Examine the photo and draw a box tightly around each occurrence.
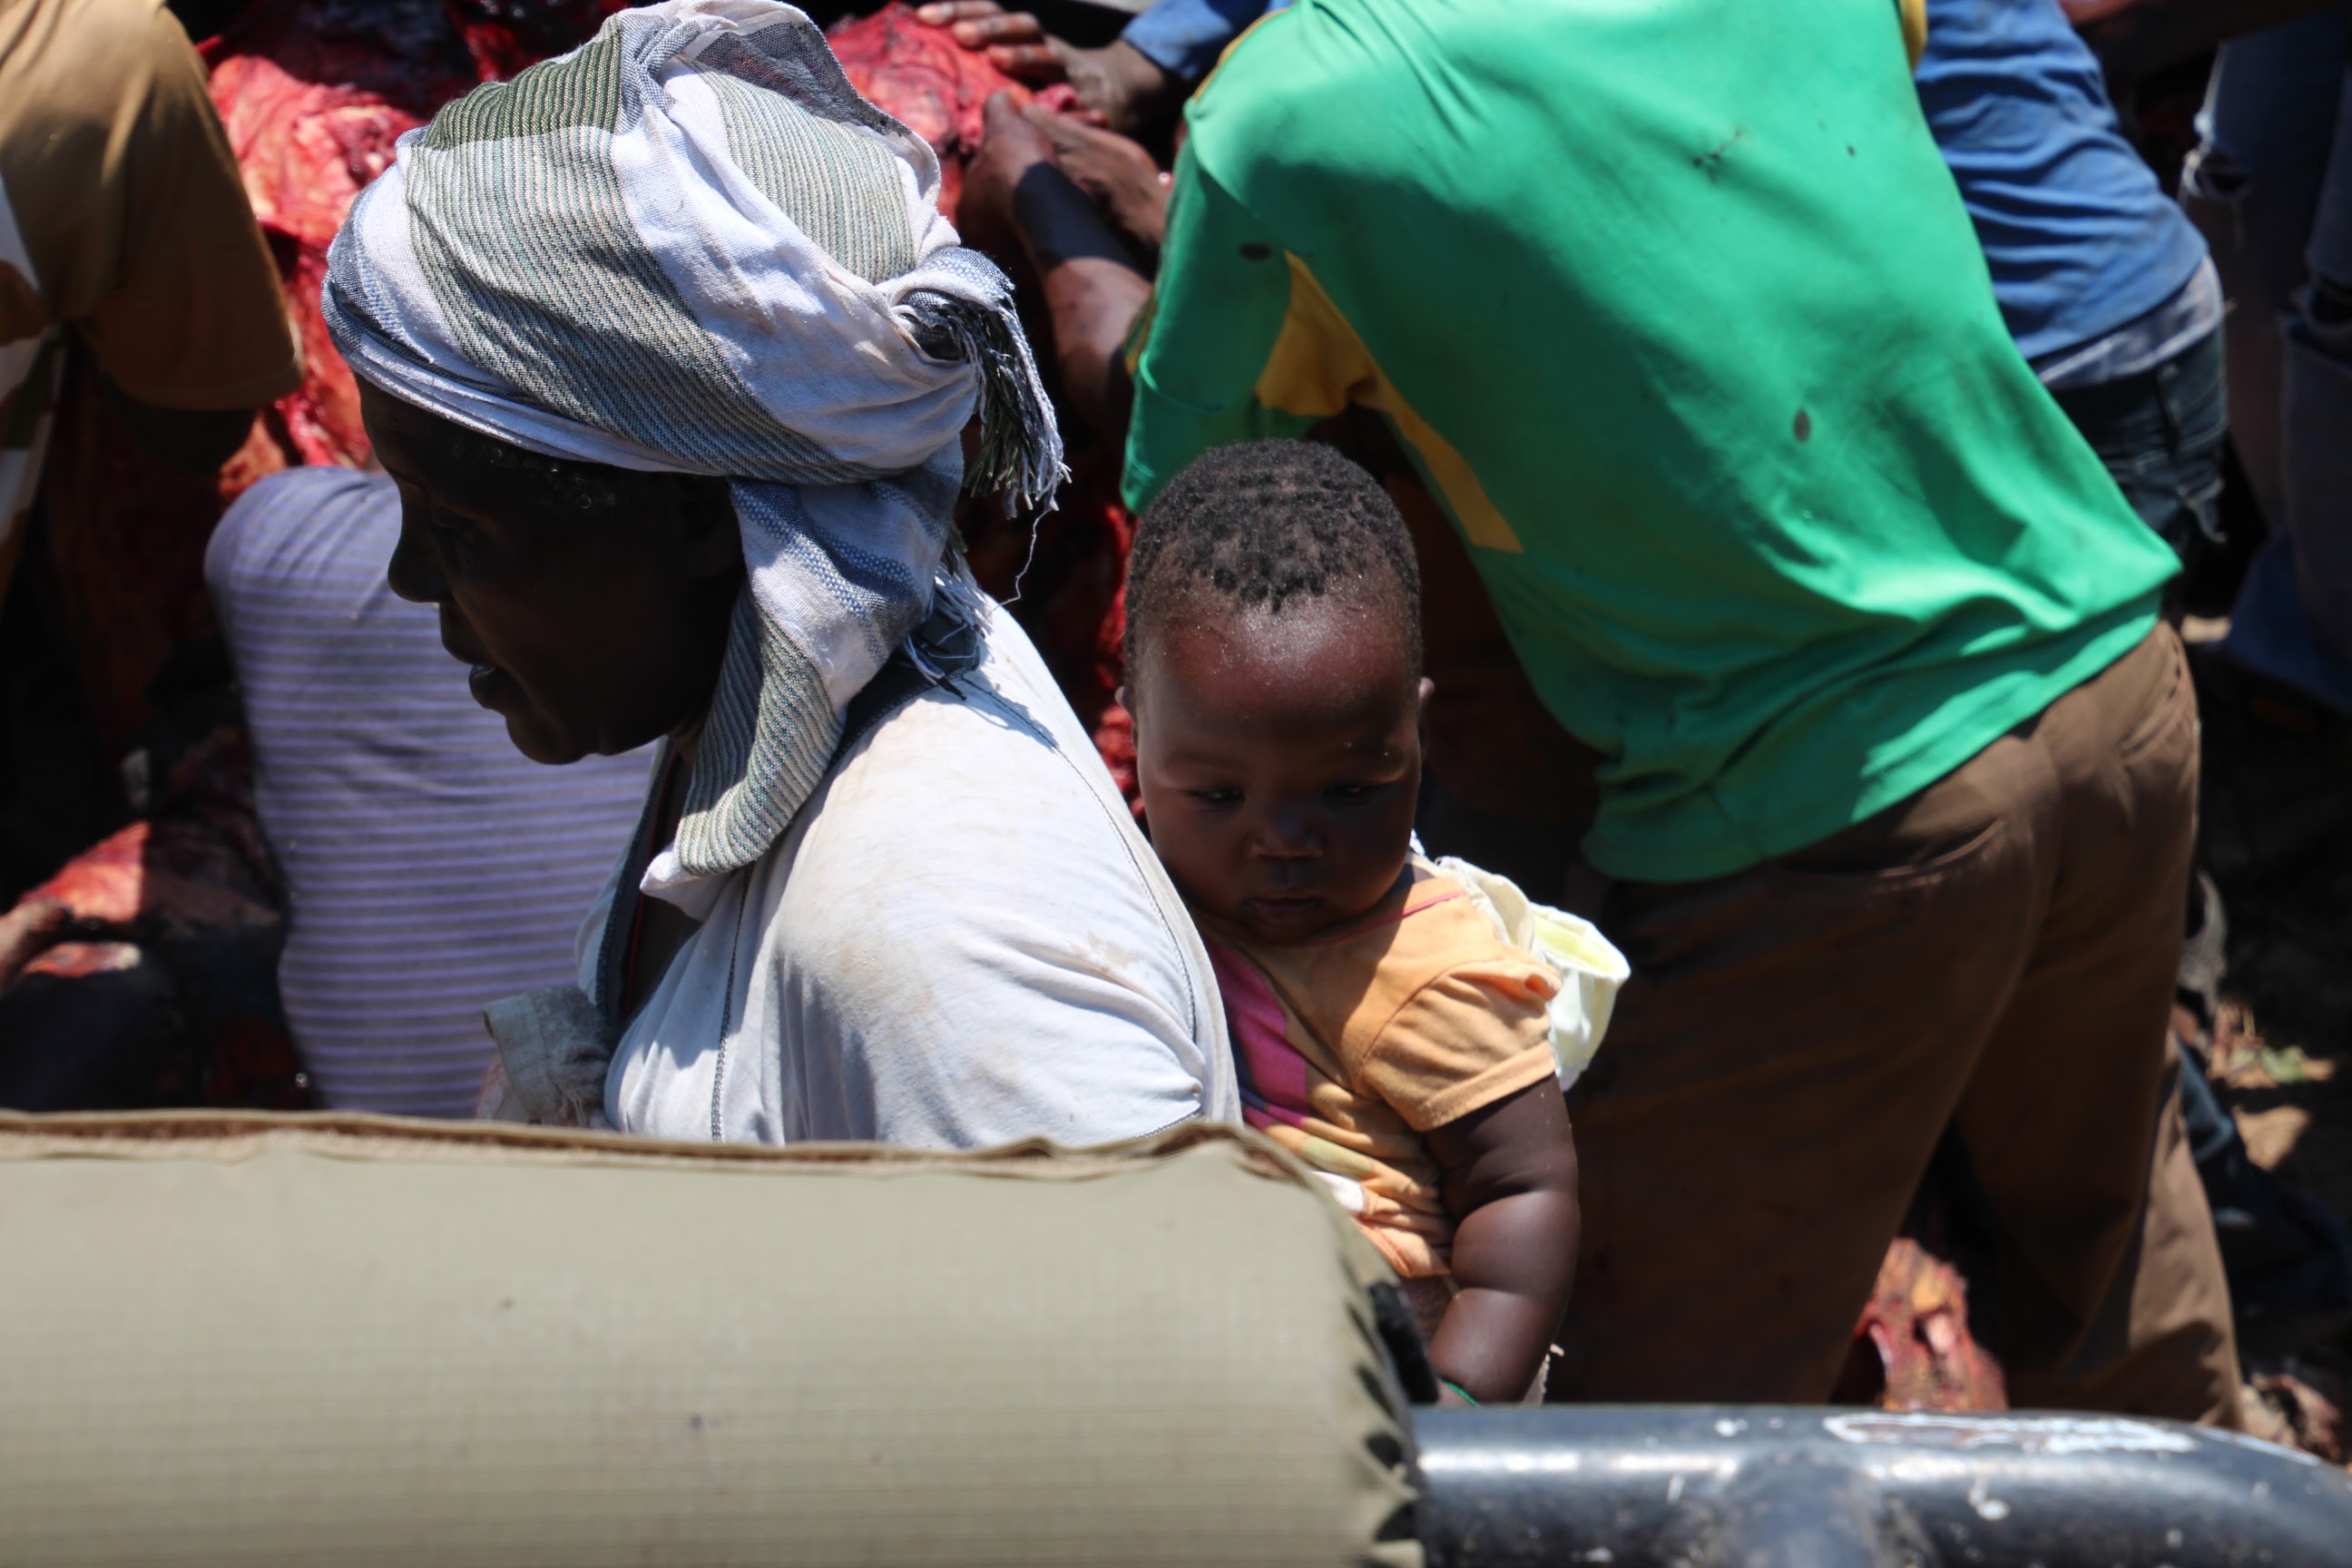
[322,0,1235,1145]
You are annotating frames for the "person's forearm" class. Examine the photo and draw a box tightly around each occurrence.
[1428,1188,1579,1404]
[1012,162,1149,439]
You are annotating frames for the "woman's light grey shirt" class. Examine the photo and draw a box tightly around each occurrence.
[601,604,1237,1146]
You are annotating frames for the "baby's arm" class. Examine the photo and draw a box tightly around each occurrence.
[1424,1082,1581,1405]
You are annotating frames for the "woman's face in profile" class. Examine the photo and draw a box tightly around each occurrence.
[365,383,743,765]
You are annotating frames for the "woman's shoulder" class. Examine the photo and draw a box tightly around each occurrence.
[743,608,1236,1139]
[808,607,1129,846]
[772,605,1202,992]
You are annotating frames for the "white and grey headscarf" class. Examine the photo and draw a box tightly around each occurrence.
[323,0,1063,877]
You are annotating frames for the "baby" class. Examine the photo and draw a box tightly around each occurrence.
[1125,439,1580,1406]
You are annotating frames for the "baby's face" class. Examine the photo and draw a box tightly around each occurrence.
[1132,595,1427,946]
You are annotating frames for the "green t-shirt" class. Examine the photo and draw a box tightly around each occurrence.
[1122,0,2175,883]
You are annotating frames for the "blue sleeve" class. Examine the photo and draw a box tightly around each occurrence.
[1120,0,1280,84]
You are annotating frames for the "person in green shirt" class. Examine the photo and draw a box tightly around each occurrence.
[966,0,2242,1422]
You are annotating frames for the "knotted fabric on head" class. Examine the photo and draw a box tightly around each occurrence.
[324,0,1063,877]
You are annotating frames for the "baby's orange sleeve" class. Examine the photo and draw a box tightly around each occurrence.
[1357,956,1558,1134]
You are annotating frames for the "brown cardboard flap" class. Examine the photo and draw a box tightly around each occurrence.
[0,1112,1417,1568]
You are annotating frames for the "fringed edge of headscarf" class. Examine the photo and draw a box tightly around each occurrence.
[901,279,1067,517]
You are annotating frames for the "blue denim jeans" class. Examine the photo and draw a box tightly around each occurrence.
[2048,327,2229,561]
[2184,8,2352,713]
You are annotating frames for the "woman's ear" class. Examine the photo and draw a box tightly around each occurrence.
[678,476,742,580]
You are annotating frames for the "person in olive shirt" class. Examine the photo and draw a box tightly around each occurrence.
[970,0,2241,1421]
[1,0,298,901]
[0,0,298,598]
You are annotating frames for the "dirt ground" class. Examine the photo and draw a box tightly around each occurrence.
[2195,648,2352,1210]
[2187,642,2352,1455]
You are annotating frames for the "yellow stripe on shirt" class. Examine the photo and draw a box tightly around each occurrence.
[1252,253,1524,554]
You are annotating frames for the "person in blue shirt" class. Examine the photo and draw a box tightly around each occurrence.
[1916,0,2226,561]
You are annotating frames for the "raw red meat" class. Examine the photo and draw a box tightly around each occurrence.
[827,2,1079,221]
[9,726,278,946]
[0,722,304,1111]
[1844,1238,2009,1413]
[208,52,416,472]
[201,0,504,473]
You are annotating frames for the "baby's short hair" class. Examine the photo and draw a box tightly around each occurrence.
[1125,440,1422,674]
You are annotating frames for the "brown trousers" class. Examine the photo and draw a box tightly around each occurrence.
[1552,627,2242,1426]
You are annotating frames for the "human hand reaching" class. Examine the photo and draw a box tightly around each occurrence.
[917,0,1066,80]
[967,91,1152,438]
[958,86,1066,251]
[1019,105,1170,255]
[917,1,1182,132]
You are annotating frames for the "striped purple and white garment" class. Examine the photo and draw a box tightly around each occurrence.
[208,466,652,1117]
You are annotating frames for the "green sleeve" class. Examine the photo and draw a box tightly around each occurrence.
[1119,145,1314,514]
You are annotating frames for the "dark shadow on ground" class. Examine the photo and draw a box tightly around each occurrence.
[2195,645,2352,1213]
[2191,643,2352,1455]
